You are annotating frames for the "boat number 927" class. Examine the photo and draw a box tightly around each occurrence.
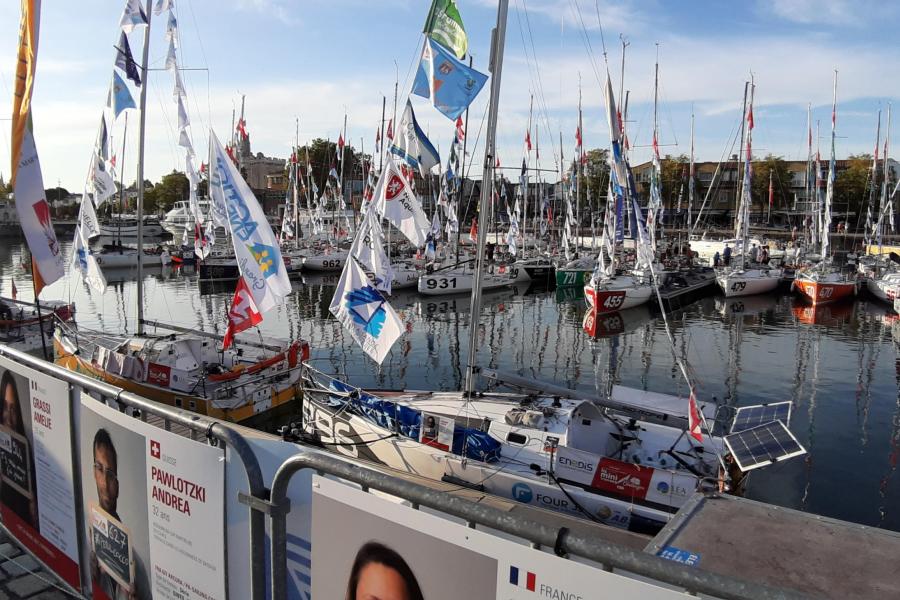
[731,282,746,292]
[425,278,457,289]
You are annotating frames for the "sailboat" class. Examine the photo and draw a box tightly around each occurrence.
[794,73,856,305]
[863,105,900,303]
[583,71,653,314]
[716,79,783,297]
[54,0,308,424]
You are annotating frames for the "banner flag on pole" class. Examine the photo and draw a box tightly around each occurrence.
[223,277,263,349]
[423,0,468,59]
[373,157,431,246]
[119,0,148,33]
[209,130,290,312]
[108,71,136,119]
[350,207,394,295]
[114,30,141,87]
[389,99,441,173]
[412,38,487,121]
[330,257,403,365]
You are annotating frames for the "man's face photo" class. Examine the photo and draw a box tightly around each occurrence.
[93,441,118,515]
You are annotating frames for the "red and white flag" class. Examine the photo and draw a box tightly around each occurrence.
[688,389,703,442]
[386,118,394,141]
[223,277,263,349]
[337,134,345,158]
[469,217,478,243]
[575,126,582,150]
[495,156,501,168]
[524,129,532,152]
[455,116,465,142]
[236,117,248,139]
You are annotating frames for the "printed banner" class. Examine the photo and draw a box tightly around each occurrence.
[80,396,225,600]
[0,356,80,589]
[312,476,686,599]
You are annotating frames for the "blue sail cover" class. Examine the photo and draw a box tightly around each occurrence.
[328,380,501,462]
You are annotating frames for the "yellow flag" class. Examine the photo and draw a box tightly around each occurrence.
[11,0,40,186]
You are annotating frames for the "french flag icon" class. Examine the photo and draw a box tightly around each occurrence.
[509,566,536,591]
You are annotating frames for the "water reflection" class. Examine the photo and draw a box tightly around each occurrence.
[2,240,899,531]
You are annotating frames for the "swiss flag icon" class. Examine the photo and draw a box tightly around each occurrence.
[150,440,161,459]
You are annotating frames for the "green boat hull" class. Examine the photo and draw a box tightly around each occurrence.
[555,268,592,288]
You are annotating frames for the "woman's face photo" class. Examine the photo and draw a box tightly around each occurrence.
[2,379,19,432]
[355,562,411,600]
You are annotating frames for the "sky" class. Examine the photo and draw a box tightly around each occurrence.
[1,0,900,192]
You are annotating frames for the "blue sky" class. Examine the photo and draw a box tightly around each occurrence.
[1,0,899,192]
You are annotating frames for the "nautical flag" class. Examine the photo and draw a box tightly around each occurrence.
[423,0,468,59]
[455,116,465,142]
[72,197,107,294]
[351,207,394,295]
[109,71,136,119]
[209,130,290,312]
[688,389,703,442]
[173,67,186,99]
[223,277,263,350]
[495,156,501,168]
[330,257,403,364]
[165,37,177,71]
[390,100,441,173]
[469,217,477,243]
[114,31,141,87]
[524,129,532,152]
[375,127,381,153]
[153,0,173,16]
[11,0,65,297]
[119,0,148,34]
[337,134,345,158]
[374,157,431,246]
[412,38,488,121]
[575,125,582,150]
[509,566,536,592]
[177,94,190,130]
[386,118,394,141]
[236,117,247,139]
[90,151,117,206]
[165,10,177,41]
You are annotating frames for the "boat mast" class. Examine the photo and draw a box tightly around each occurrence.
[524,94,533,260]
[879,103,892,250]
[117,113,129,246]
[822,70,836,260]
[650,43,660,253]
[135,0,153,336]
[463,0,508,398]
[339,112,348,232]
[687,109,695,237]
[734,81,749,244]
[805,103,814,250]
[576,83,582,255]
[294,118,300,243]
[455,58,473,264]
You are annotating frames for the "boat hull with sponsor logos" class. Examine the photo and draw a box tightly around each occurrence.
[417,267,511,295]
[793,271,856,305]
[583,275,653,313]
[715,268,782,297]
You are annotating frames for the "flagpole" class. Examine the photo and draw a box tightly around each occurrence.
[455,57,473,265]
[136,0,153,336]
[379,95,386,172]
[464,0,508,398]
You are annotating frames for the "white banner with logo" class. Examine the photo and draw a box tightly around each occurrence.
[311,476,686,599]
[0,356,80,590]
[80,396,225,600]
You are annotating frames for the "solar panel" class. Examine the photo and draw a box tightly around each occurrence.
[724,421,806,472]
[731,402,793,433]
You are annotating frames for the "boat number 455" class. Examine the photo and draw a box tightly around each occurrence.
[602,293,625,309]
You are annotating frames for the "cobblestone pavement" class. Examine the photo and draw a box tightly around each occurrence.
[0,530,79,599]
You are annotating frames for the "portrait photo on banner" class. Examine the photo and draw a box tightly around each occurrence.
[80,400,152,600]
[312,480,498,600]
[0,367,39,533]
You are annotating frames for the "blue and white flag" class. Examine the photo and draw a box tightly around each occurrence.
[330,257,402,364]
[108,71,136,119]
[114,31,141,87]
[412,38,487,121]
[374,157,431,246]
[119,0,148,33]
[72,202,106,294]
[153,0,174,16]
[350,207,394,295]
[389,99,440,173]
[209,130,291,312]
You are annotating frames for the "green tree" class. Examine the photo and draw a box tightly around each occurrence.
[660,154,688,210]
[749,154,792,216]
[0,174,8,196]
[835,154,872,217]
[580,148,610,202]
[295,138,361,204]
[148,171,189,213]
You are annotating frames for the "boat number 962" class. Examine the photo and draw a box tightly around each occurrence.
[731,282,746,292]
[322,260,342,269]
[426,278,457,289]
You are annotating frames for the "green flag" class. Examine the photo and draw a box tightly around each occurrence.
[423,0,467,59]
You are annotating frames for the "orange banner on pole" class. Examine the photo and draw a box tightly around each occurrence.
[11,0,40,185]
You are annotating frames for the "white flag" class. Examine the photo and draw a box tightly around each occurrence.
[165,37,177,71]
[351,208,394,295]
[173,68,186,99]
[90,152,117,206]
[120,0,148,33]
[177,95,190,130]
[178,128,194,156]
[13,128,65,290]
[209,130,290,312]
[72,208,106,294]
[330,257,402,364]
[78,192,102,239]
[165,11,177,40]
[374,157,430,246]
[153,0,173,16]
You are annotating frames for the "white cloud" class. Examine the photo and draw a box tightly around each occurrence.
[758,0,885,26]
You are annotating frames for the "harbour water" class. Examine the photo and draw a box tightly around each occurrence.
[5,239,899,533]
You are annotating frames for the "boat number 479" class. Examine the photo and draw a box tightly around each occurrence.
[731,282,746,292]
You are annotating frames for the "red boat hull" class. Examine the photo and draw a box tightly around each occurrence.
[793,280,856,305]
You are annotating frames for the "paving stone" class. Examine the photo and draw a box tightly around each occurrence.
[30,590,71,600]
[0,588,11,600]
[1,555,39,577]
[6,574,51,597]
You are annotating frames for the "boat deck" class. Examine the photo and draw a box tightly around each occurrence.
[653,269,717,312]
[645,492,900,599]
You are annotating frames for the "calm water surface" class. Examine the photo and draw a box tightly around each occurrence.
[3,239,899,532]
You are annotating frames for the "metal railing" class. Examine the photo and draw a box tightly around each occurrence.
[0,343,811,600]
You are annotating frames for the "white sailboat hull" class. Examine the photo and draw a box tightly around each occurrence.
[95,249,172,268]
[417,268,511,295]
[583,275,654,312]
[866,273,900,303]
[716,268,782,297]
[302,250,348,271]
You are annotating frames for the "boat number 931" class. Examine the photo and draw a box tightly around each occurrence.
[425,278,457,289]
[731,282,746,292]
